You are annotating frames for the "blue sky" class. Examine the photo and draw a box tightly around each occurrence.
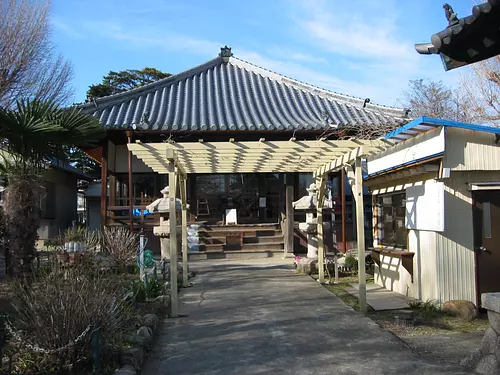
[51,0,475,107]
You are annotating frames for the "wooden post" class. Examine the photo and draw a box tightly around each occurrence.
[100,142,108,228]
[168,159,178,318]
[126,132,134,232]
[316,176,326,283]
[354,158,367,313]
[285,185,294,257]
[341,168,347,253]
[180,176,188,288]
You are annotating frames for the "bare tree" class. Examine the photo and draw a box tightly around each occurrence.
[460,55,500,126]
[0,0,73,108]
[402,79,472,123]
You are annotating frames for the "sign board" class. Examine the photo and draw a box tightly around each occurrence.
[405,182,444,232]
[367,127,445,176]
[259,197,266,208]
[225,209,237,225]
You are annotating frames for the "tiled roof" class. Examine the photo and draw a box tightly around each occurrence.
[415,1,500,70]
[78,49,406,132]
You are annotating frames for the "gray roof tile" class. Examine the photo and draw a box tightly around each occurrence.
[78,52,406,131]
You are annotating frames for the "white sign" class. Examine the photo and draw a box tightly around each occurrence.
[367,127,445,176]
[225,209,238,225]
[259,197,266,208]
[405,182,444,232]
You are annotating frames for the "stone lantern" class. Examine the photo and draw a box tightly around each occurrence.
[293,183,319,259]
[146,186,183,261]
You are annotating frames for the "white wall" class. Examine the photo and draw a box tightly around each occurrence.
[112,144,153,174]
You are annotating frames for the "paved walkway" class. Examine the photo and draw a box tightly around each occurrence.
[142,258,469,375]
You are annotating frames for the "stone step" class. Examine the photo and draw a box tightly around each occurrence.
[199,235,284,245]
[198,242,284,252]
[189,250,284,261]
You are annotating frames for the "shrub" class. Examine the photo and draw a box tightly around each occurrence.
[409,299,441,319]
[5,261,132,373]
[101,227,138,272]
[344,254,358,270]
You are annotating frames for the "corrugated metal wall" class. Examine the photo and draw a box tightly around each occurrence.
[435,175,476,304]
[444,127,500,171]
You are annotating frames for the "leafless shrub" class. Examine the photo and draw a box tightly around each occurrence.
[101,227,138,271]
[0,0,73,108]
[7,262,132,373]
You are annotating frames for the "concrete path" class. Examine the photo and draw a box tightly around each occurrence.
[142,258,469,375]
[346,283,411,311]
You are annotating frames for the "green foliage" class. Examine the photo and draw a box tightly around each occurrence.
[344,254,358,270]
[87,68,171,99]
[130,278,162,303]
[409,299,441,319]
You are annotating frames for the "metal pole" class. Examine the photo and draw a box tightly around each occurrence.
[139,231,145,285]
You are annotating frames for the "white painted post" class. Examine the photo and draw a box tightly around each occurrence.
[354,157,367,313]
[316,176,326,284]
[181,177,188,288]
[168,160,178,318]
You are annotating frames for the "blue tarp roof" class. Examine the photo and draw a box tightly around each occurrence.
[385,116,500,143]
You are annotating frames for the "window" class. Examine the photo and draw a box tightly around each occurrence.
[483,202,492,239]
[377,193,407,248]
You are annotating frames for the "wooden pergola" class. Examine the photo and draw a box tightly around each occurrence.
[127,138,393,315]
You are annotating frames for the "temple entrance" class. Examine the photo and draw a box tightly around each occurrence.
[192,173,282,224]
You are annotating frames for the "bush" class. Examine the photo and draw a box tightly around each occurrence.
[344,254,358,270]
[101,227,138,272]
[5,261,132,373]
[409,299,441,319]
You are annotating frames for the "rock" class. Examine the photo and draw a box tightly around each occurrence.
[143,313,160,331]
[296,258,317,275]
[130,335,148,348]
[115,365,136,375]
[442,300,478,321]
[483,293,500,313]
[489,311,500,334]
[122,347,144,369]
[154,295,170,314]
[461,348,483,369]
[136,326,153,345]
[482,327,499,355]
[476,354,500,375]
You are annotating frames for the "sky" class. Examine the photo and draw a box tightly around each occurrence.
[51,0,477,108]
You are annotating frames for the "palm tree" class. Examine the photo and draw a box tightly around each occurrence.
[0,100,103,275]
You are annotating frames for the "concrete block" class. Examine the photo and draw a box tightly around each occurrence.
[482,293,500,313]
[476,354,500,375]
[489,311,500,335]
[482,327,499,355]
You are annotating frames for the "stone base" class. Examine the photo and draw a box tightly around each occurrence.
[295,257,318,275]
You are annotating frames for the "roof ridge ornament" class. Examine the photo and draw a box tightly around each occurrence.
[443,3,459,26]
[219,46,233,63]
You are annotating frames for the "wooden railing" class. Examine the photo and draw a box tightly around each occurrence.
[106,205,197,228]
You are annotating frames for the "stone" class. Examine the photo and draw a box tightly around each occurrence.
[136,326,153,346]
[482,293,500,313]
[461,348,483,369]
[114,365,137,375]
[476,354,500,375]
[122,347,144,369]
[142,313,160,331]
[489,311,500,334]
[442,300,478,321]
[481,327,499,355]
[296,258,317,275]
[130,335,148,348]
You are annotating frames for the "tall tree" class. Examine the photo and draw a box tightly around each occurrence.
[0,0,73,108]
[402,79,472,122]
[460,55,500,126]
[87,68,171,99]
[0,100,103,275]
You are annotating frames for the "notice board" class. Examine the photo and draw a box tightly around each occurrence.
[405,182,444,232]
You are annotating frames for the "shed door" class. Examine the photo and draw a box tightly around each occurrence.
[473,191,500,300]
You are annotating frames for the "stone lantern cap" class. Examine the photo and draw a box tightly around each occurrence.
[292,183,318,210]
[146,186,187,213]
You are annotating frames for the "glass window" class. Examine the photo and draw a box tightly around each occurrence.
[378,193,407,248]
[483,202,492,239]
[298,173,314,197]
